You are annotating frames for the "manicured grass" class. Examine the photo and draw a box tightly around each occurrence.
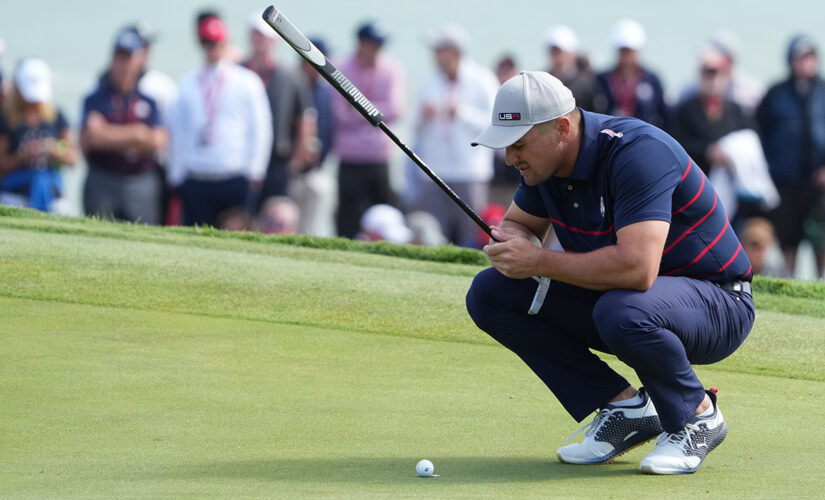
[1,209,824,498]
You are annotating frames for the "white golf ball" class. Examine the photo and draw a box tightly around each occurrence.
[416,459,435,477]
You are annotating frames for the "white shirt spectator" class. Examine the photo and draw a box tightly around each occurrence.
[168,60,272,186]
[413,58,498,183]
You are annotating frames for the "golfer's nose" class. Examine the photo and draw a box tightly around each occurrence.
[504,146,518,167]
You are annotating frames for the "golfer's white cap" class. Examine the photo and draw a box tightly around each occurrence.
[14,58,53,104]
[544,25,578,53]
[612,19,646,51]
[471,71,575,149]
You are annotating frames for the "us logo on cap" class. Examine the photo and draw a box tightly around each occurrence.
[498,112,521,121]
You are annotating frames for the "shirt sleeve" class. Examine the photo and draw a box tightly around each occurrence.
[513,178,549,218]
[80,93,99,127]
[611,135,682,230]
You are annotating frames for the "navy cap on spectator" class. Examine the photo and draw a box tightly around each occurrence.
[787,34,817,61]
[114,25,153,53]
[357,21,388,44]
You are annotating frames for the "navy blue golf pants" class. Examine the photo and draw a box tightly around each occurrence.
[466,268,755,432]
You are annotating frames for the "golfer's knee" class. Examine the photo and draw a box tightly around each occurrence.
[592,290,652,351]
[466,268,503,330]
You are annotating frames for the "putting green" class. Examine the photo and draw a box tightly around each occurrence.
[1,210,823,498]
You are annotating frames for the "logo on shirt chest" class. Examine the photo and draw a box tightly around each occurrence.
[600,128,623,138]
[600,196,605,218]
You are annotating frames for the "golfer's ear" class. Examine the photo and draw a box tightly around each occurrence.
[556,116,571,137]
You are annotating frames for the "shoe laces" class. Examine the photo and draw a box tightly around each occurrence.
[562,408,611,446]
[656,421,701,450]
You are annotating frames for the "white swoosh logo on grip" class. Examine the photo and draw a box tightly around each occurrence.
[303,43,327,66]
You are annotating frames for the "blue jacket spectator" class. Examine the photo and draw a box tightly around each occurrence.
[757,38,825,186]
[80,26,168,224]
[596,20,668,129]
[756,35,825,275]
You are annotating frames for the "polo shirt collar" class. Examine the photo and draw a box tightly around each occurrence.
[568,109,599,181]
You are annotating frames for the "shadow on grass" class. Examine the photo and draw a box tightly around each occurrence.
[164,456,642,483]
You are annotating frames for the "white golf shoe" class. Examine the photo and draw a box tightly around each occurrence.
[557,388,663,464]
[640,389,727,474]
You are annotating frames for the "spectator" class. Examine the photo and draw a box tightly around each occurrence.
[495,54,518,85]
[0,58,76,211]
[217,206,253,232]
[168,11,273,227]
[596,19,667,128]
[741,217,785,277]
[490,54,522,207]
[256,195,299,234]
[80,26,168,224]
[756,35,825,276]
[679,31,765,118]
[671,48,750,176]
[291,37,336,236]
[357,203,413,244]
[409,24,497,247]
[544,25,602,112]
[331,21,404,239]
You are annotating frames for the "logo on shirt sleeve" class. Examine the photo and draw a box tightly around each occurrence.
[600,128,623,138]
[498,112,521,121]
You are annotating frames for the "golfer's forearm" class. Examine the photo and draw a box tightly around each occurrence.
[499,219,546,247]
[536,245,656,291]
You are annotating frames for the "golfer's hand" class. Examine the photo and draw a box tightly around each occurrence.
[483,228,541,279]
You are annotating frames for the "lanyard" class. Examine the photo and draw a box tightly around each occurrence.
[198,66,225,145]
[110,93,137,124]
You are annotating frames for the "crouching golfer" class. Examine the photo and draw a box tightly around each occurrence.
[466,71,755,474]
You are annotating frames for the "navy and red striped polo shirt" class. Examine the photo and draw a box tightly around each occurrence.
[514,109,752,283]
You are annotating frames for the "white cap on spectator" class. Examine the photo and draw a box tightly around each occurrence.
[471,71,575,149]
[249,11,278,40]
[360,204,413,244]
[426,23,471,53]
[710,30,742,62]
[544,25,578,53]
[612,19,646,50]
[14,58,53,104]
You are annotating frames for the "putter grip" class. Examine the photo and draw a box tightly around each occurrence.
[262,6,384,126]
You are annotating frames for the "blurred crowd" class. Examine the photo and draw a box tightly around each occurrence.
[1,12,824,279]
